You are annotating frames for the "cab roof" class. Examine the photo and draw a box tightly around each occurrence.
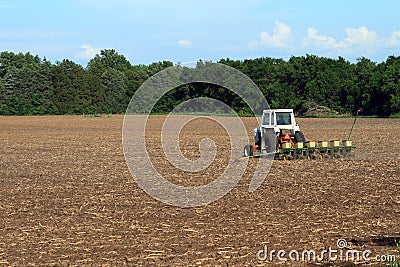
[263,109,294,113]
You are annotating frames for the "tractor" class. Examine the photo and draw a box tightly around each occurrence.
[243,108,360,160]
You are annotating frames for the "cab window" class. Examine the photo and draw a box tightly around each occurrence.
[276,112,292,125]
[262,113,271,125]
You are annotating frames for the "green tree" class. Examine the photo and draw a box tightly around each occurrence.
[355,57,381,115]
[101,68,128,113]
[381,56,400,115]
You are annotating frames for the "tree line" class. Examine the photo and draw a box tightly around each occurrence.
[0,49,399,116]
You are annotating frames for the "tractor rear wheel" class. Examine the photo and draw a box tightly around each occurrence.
[294,131,306,143]
[263,130,277,153]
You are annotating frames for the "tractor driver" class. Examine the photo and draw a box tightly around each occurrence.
[277,114,286,125]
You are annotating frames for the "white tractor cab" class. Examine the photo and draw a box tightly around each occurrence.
[244,109,306,156]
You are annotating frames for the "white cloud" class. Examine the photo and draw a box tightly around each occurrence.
[247,22,400,59]
[343,26,378,52]
[304,27,341,50]
[75,44,101,60]
[175,40,192,48]
[303,26,379,55]
[248,21,293,49]
[385,31,400,47]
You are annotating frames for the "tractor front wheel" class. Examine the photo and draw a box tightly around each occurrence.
[244,145,253,157]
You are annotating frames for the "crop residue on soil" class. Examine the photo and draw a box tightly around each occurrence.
[0,115,399,266]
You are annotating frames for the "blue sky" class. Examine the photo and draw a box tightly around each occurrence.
[1,0,400,66]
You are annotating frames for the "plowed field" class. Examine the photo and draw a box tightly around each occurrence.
[0,115,399,266]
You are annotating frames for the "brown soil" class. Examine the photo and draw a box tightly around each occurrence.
[0,115,399,266]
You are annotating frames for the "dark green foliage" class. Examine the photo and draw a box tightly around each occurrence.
[221,55,400,116]
[0,50,399,116]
